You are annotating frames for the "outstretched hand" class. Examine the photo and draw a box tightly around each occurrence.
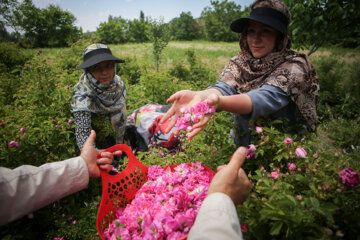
[160,90,223,140]
[207,147,251,205]
[160,90,203,134]
[80,130,122,178]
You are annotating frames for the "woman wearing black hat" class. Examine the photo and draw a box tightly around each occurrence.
[161,0,319,147]
[71,43,127,151]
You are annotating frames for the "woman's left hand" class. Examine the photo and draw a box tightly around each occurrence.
[186,93,220,140]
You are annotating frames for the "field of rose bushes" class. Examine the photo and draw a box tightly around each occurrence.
[1,39,360,239]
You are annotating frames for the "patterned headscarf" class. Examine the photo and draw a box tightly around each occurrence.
[219,0,319,131]
[71,44,127,143]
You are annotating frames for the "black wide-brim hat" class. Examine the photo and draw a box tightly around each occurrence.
[230,7,289,35]
[76,44,125,70]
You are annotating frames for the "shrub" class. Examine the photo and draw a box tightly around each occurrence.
[1,42,359,239]
[238,122,360,239]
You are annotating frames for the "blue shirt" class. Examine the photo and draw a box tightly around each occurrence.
[208,81,301,125]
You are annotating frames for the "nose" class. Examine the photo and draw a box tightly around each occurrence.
[254,32,262,42]
[100,67,108,75]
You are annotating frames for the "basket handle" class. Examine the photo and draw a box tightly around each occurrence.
[97,144,134,159]
[97,144,147,176]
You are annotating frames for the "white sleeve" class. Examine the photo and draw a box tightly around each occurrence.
[188,192,243,240]
[0,157,89,226]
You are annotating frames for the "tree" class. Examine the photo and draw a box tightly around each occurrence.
[146,18,170,71]
[96,15,128,44]
[140,10,145,22]
[169,12,199,40]
[10,0,81,47]
[200,0,244,42]
[285,0,360,55]
[128,19,149,43]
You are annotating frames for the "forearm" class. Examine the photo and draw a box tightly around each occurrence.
[218,94,253,115]
[0,157,89,226]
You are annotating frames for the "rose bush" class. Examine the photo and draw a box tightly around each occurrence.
[0,41,359,239]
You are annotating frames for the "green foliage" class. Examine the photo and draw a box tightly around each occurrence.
[239,121,360,239]
[285,0,360,55]
[319,118,360,153]
[127,19,150,43]
[117,56,142,85]
[169,12,199,40]
[311,52,360,120]
[168,48,216,90]
[200,0,244,42]
[146,18,171,71]
[11,0,81,47]
[1,41,359,239]
[0,42,32,70]
[97,16,128,44]
[0,42,33,106]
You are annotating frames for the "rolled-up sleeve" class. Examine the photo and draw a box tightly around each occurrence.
[0,157,89,226]
[207,81,238,96]
[188,192,243,240]
[246,84,290,119]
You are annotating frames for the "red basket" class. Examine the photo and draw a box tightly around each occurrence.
[96,144,215,240]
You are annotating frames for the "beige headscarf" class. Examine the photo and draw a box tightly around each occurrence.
[219,0,319,131]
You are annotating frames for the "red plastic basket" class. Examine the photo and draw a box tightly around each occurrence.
[96,144,215,240]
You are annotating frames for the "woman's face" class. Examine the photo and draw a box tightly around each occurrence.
[88,61,115,85]
[246,20,279,58]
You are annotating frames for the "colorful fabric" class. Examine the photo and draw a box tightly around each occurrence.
[126,103,179,150]
[71,71,127,144]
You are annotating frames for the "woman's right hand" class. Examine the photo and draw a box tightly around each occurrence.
[160,90,205,135]
[161,90,223,140]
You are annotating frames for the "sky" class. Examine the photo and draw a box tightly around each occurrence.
[32,0,254,32]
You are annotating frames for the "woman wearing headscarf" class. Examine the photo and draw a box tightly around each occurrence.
[71,43,127,151]
[161,0,319,147]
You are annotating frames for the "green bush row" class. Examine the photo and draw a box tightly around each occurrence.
[0,41,359,239]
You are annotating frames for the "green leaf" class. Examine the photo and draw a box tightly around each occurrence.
[270,221,283,235]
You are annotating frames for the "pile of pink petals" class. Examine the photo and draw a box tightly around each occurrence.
[104,162,214,240]
[176,101,215,131]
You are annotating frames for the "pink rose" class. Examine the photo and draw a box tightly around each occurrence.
[68,120,73,125]
[246,144,256,160]
[20,127,26,133]
[288,162,296,172]
[255,126,263,134]
[283,137,292,144]
[271,171,280,179]
[241,223,248,232]
[339,168,359,187]
[8,141,19,148]
[295,147,307,158]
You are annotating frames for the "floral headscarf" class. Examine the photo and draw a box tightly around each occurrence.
[71,70,127,143]
[219,0,319,131]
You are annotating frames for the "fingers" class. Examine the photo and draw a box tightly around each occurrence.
[84,130,96,147]
[113,150,123,156]
[99,151,114,159]
[97,157,112,165]
[192,115,211,129]
[160,106,175,124]
[228,147,247,170]
[165,116,177,133]
[166,92,179,104]
[99,164,113,172]
[187,127,202,140]
[217,165,226,172]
